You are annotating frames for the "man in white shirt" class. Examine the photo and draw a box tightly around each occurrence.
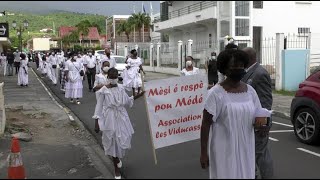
[48,52,58,85]
[84,51,97,91]
[101,48,117,68]
[13,50,21,75]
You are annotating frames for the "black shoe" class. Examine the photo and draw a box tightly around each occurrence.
[20,84,23,87]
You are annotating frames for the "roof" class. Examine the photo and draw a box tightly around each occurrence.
[59,26,100,40]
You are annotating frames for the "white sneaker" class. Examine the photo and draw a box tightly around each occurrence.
[114,175,121,179]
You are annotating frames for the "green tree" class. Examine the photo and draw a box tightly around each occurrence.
[116,20,133,42]
[131,12,151,42]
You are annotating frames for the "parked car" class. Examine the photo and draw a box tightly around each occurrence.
[290,70,320,145]
[95,49,114,60]
[113,55,127,81]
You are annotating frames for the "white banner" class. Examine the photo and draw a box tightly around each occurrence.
[145,74,208,149]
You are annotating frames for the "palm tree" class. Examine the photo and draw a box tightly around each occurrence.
[131,12,151,42]
[117,20,133,42]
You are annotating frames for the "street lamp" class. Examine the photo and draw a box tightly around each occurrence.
[12,19,29,52]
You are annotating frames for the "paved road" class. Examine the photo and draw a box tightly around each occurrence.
[32,65,320,179]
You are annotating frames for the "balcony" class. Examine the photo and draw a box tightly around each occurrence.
[154,1,217,32]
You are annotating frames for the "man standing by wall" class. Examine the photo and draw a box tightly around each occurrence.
[6,49,14,76]
[242,47,273,179]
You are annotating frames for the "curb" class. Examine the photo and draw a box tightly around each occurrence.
[31,67,114,179]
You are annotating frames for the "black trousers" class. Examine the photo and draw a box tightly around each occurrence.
[14,62,20,74]
[36,59,39,68]
[86,67,96,90]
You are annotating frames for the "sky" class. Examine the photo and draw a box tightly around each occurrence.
[0,1,160,15]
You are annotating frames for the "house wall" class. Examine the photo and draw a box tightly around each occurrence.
[252,1,320,38]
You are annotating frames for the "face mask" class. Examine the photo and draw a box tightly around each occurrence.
[88,53,92,56]
[227,69,246,82]
[109,78,118,85]
[102,66,110,73]
[186,61,192,67]
[73,56,78,60]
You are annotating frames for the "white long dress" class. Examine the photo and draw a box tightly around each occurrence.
[204,84,262,179]
[122,57,142,90]
[180,67,200,76]
[94,85,134,158]
[65,61,83,99]
[92,73,109,119]
[17,59,29,86]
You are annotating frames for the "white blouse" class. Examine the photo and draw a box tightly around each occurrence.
[180,67,200,76]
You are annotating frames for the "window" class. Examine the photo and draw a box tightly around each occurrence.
[235,1,250,16]
[253,1,263,8]
[220,20,230,37]
[298,27,310,36]
[235,19,250,36]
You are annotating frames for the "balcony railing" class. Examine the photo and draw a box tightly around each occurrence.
[154,1,217,23]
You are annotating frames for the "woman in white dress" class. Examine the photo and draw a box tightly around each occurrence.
[200,49,269,179]
[17,53,28,87]
[181,56,200,76]
[122,49,145,96]
[92,60,111,122]
[64,53,84,105]
[94,68,144,179]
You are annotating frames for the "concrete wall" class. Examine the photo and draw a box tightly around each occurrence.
[282,49,309,91]
[252,1,320,38]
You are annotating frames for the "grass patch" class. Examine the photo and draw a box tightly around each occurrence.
[273,90,296,96]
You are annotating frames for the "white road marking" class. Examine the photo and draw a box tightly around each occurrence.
[273,121,293,128]
[269,137,279,142]
[270,130,294,133]
[297,148,320,158]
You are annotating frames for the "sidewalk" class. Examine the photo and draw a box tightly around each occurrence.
[0,67,113,178]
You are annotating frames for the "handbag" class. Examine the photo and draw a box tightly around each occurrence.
[52,65,57,68]
[72,62,84,76]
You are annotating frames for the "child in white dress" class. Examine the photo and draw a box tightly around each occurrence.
[94,68,144,179]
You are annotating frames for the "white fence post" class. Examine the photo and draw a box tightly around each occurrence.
[0,82,5,136]
[157,42,161,68]
[306,32,312,78]
[275,33,285,91]
[150,43,154,67]
[124,45,128,58]
[187,39,193,56]
[178,40,183,70]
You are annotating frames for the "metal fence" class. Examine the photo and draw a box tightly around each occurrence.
[192,40,218,68]
[260,37,276,80]
[284,33,310,50]
[159,43,178,68]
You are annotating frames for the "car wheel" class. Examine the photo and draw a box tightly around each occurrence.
[293,108,320,145]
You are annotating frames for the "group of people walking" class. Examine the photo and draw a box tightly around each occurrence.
[1,42,274,179]
[1,49,29,87]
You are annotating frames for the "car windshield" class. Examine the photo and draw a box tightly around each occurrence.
[114,56,126,63]
[97,51,104,55]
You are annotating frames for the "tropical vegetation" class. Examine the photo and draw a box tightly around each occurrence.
[116,12,151,42]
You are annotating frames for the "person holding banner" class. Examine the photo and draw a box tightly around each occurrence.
[122,49,145,96]
[200,49,269,179]
[94,68,144,179]
[181,56,200,76]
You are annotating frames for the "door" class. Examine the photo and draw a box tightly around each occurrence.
[253,26,262,62]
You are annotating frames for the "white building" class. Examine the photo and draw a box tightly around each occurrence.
[154,1,319,62]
